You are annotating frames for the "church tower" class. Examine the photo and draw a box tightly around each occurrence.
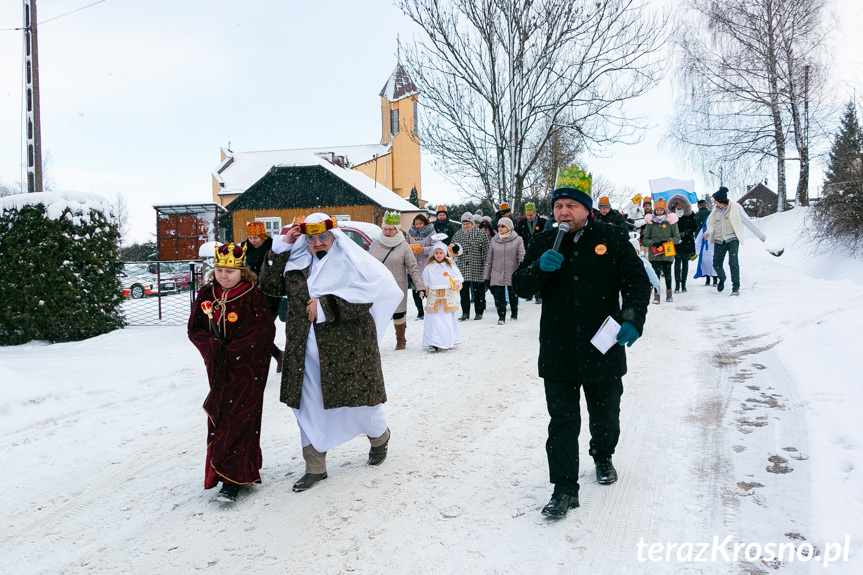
[378,63,421,200]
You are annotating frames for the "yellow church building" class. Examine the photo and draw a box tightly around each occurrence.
[211,63,424,232]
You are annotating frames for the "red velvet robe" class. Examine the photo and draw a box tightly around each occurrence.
[187,282,276,489]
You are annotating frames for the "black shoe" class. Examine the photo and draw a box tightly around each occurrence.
[534,297,542,304]
[595,458,618,485]
[474,313,483,320]
[416,314,424,320]
[681,284,687,293]
[541,493,580,518]
[292,472,327,492]
[674,284,680,293]
[731,289,740,296]
[368,430,390,466]
[713,277,719,286]
[216,482,240,503]
[458,314,469,321]
[704,277,711,286]
[717,279,725,293]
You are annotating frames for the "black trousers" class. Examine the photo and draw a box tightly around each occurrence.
[489,285,518,320]
[459,281,486,316]
[543,377,623,496]
[673,256,689,286]
[650,260,673,290]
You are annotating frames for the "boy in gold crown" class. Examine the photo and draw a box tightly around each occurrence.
[187,242,276,503]
[513,163,650,518]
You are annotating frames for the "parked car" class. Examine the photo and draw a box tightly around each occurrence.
[158,261,195,291]
[120,264,176,298]
[339,221,382,250]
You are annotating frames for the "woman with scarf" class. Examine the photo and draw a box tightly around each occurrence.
[484,217,525,324]
[187,243,276,503]
[368,211,425,350]
[668,197,697,293]
[641,198,681,304]
[406,213,435,320]
[258,214,403,492]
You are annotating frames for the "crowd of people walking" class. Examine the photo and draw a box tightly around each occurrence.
[186,176,766,517]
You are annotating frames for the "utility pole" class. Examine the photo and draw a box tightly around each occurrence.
[23,0,43,194]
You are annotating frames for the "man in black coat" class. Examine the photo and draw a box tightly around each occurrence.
[593,196,628,229]
[512,164,650,519]
[242,221,284,369]
[514,202,548,303]
[432,205,459,245]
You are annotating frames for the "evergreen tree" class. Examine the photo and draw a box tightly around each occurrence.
[408,186,420,208]
[812,101,863,254]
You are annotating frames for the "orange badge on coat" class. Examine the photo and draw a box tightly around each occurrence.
[227,312,239,323]
[595,244,607,255]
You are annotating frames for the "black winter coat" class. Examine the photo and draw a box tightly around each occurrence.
[675,213,698,258]
[515,216,548,248]
[512,220,650,382]
[432,218,459,245]
[594,209,628,230]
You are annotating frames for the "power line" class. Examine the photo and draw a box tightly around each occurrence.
[0,0,109,30]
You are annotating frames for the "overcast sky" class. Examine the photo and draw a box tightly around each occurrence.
[1,0,861,245]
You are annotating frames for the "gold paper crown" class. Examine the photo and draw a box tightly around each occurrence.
[554,164,592,196]
[499,203,510,211]
[598,196,611,206]
[299,216,337,236]
[383,211,401,226]
[214,243,247,269]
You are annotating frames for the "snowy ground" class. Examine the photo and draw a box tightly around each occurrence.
[1,207,861,574]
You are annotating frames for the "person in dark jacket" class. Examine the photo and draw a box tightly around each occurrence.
[669,198,697,293]
[432,205,459,245]
[694,199,711,230]
[512,163,650,519]
[242,222,283,370]
[593,196,628,229]
[515,203,548,303]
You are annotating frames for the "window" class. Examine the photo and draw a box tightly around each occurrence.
[257,217,281,236]
[390,108,399,137]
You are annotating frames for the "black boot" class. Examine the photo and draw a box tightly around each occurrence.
[458,313,469,321]
[717,279,725,293]
[474,312,483,320]
[217,482,241,503]
[674,281,680,293]
[704,277,710,286]
[368,428,390,466]
[541,493,580,518]
[595,458,618,485]
[292,472,327,492]
[681,281,687,293]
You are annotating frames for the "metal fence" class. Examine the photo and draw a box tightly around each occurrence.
[121,260,207,326]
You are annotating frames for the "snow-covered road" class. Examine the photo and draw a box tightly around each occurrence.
[2,209,861,574]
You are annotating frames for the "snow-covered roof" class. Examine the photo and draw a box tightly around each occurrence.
[213,145,391,195]
[0,190,112,225]
[304,154,420,212]
[379,63,418,101]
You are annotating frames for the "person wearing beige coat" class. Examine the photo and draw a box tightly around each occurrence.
[483,217,525,324]
[368,217,426,350]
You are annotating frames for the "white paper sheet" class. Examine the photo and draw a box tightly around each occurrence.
[590,316,621,355]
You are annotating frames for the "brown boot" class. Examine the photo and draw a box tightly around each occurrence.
[666,289,673,302]
[653,290,660,304]
[394,320,407,350]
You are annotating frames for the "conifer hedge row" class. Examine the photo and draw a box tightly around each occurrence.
[0,201,125,345]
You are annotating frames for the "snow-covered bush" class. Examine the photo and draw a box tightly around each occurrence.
[0,192,125,345]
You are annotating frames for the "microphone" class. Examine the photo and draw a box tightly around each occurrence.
[552,222,570,252]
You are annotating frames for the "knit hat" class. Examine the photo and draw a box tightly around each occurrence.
[551,163,593,213]
[598,197,611,207]
[713,187,729,202]
[481,215,492,224]
[497,217,514,231]
[654,198,667,211]
[524,202,536,212]
[246,221,266,236]
[460,212,474,223]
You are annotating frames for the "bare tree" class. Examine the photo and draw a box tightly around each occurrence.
[111,192,130,245]
[397,0,667,211]
[0,179,21,198]
[669,0,829,209]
